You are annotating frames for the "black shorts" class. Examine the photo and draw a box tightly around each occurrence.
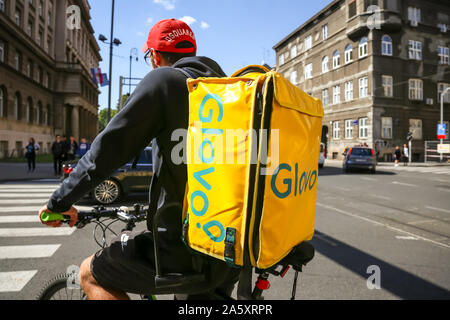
[90,230,240,297]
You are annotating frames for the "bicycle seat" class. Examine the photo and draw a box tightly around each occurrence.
[281,241,315,271]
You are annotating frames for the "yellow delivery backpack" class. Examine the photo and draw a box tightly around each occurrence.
[182,65,323,271]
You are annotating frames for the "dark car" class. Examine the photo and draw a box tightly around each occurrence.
[342,147,376,173]
[62,147,153,204]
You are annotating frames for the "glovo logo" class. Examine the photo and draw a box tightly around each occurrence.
[190,93,226,243]
[271,163,317,199]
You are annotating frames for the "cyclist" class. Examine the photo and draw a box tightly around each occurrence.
[38,19,240,300]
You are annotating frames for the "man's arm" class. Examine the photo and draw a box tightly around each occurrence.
[47,70,167,213]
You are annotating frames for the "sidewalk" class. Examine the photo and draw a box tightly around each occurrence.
[325,159,450,167]
[0,162,58,182]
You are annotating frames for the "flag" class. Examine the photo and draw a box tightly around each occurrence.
[90,68,104,85]
[101,73,109,87]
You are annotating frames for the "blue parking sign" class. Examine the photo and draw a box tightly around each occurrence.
[437,124,447,139]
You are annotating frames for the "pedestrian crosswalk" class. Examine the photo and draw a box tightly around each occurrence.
[387,165,450,176]
[0,180,77,294]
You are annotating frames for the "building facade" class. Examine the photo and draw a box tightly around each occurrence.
[0,0,101,158]
[274,0,450,161]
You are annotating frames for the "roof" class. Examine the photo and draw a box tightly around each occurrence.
[273,0,342,50]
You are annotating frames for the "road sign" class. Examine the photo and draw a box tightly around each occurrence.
[437,144,450,153]
[437,124,447,140]
[352,120,358,126]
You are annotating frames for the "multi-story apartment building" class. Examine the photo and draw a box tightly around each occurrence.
[274,0,450,161]
[0,0,101,158]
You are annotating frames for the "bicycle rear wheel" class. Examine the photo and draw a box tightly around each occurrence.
[37,273,86,300]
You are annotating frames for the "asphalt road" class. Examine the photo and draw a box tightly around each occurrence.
[0,162,449,300]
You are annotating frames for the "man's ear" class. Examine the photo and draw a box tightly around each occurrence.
[153,50,162,67]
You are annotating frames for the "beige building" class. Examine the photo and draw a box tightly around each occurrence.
[274,0,450,161]
[0,0,101,158]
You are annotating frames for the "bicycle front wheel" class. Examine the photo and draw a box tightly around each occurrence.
[37,273,86,300]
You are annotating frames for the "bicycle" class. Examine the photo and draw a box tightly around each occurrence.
[36,204,315,300]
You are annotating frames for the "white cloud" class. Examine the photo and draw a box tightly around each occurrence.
[179,16,197,26]
[146,17,154,25]
[200,21,210,29]
[153,0,175,11]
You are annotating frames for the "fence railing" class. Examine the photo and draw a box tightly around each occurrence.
[424,141,450,163]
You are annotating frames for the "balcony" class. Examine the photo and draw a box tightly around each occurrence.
[346,11,402,41]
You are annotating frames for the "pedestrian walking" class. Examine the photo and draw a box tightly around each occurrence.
[77,138,91,158]
[25,138,36,172]
[402,143,409,166]
[51,135,64,176]
[67,136,78,161]
[394,145,401,167]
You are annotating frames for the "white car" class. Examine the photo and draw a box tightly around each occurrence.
[319,143,325,168]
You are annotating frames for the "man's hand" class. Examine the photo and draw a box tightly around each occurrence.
[38,205,78,228]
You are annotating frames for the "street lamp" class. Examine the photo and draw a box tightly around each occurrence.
[97,0,119,123]
[129,48,138,94]
[439,86,450,162]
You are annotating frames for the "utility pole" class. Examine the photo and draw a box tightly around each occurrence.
[107,0,116,123]
[439,87,450,163]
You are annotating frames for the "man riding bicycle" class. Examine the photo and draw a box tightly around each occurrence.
[38,19,240,300]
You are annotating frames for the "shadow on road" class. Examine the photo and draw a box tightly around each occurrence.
[311,230,450,299]
[75,192,149,207]
[319,166,396,176]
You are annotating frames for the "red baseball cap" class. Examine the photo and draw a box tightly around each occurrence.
[142,19,197,54]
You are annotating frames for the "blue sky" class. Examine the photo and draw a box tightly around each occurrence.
[89,0,332,110]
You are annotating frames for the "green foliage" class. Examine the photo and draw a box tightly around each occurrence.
[98,108,119,132]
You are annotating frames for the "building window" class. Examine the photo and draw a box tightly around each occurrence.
[37,30,43,47]
[0,0,5,12]
[381,117,392,139]
[279,53,285,66]
[322,56,329,73]
[14,92,21,120]
[382,75,393,97]
[37,66,43,84]
[408,7,421,25]
[322,24,328,40]
[47,10,52,27]
[345,44,353,64]
[438,46,449,65]
[26,60,33,78]
[348,0,357,18]
[438,83,450,103]
[345,81,353,101]
[37,102,42,124]
[26,98,32,123]
[333,85,340,104]
[305,63,313,79]
[290,71,297,85]
[38,1,43,16]
[290,46,297,59]
[322,89,329,106]
[14,50,22,72]
[409,119,422,140]
[333,121,340,139]
[359,77,368,98]
[305,36,312,50]
[332,50,340,69]
[359,37,368,58]
[408,40,422,60]
[409,79,423,100]
[345,120,353,139]
[0,41,4,63]
[0,87,4,117]
[381,35,392,56]
[14,8,22,27]
[437,23,448,33]
[359,118,369,139]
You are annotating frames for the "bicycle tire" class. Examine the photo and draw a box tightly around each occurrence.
[36,273,86,300]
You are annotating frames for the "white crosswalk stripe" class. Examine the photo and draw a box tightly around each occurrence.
[0,180,76,294]
[388,166,450,175]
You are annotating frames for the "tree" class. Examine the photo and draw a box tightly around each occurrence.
[98,108,118,132]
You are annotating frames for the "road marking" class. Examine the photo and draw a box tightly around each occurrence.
[0,189,57,193]
[317,202,450,249]
[0,199,54,204]
[369,194,392,201]
[0,194,53,198]
[433,178,450,183]
[314,233,338,246]
[0,205,90,213]
[31,179,60,182]
[0,271,38,292]
[333,186,351,192]
[426,206,450,214]
[392,181,418,187]
[361,177,377,182]
[0,244,60,259]
[0,227,76,237]
[438,188,450,193]
[0,185,57,189]
[407,219,436,225]
[0,216,40,223]
[395,236,418,240]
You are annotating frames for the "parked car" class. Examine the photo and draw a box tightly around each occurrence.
[342,147,376,173]
[319,143,325,168]
[62,147,153,204]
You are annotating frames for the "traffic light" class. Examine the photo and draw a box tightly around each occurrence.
[407,131,413,141]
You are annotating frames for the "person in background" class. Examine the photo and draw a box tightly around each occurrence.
[402,143,409,166]
[61,136,69,161]
[67,136,79,161]
[51,135,64,176]
[77,138,91,158]
[394,145,401,167]
[25,138,36,173]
